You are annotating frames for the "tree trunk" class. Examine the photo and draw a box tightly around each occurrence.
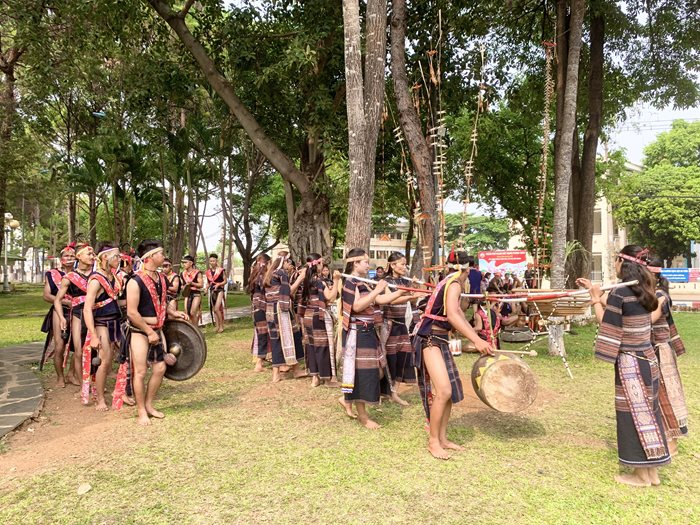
[576,10,604,279]
[342,0,380,252]
[0,64,17,258]
[160,151,170,253]
[173,185,186,263]
[88,189,97,245]
[186,161,197,256]
[390,0,435,271]
[550,0,585,289]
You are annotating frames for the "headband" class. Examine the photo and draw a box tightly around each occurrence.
[446,263,465,271]
[98,247,120,258]
[618,252,648,267]
[75,245,92,257]
[345,255,368,263]
[142,247,164,260]
[647,265,662,274]
[277,253,289,261]
[307,258,323,268]
[60,243,76,255]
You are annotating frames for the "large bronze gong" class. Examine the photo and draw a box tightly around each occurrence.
[162,319,207,381]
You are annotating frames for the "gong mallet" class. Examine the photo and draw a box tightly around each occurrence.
[495,349,538,357]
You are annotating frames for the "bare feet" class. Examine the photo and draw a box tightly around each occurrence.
[644,467,661,486]
[95,400,109,412]
[390,392,409,407]
[293,368,308,379]
[428,439,451,460]
[324,380,341,388]
[56,378,66,388]
[137,413,151,426]
[668,439,678,457]
[311,376,321,387]
[338,396,357,418]
[121,394,136,406]
[272,369,282,383]
[358,417,381,430]
[441,440,465,451]
[146,407,165,419]
[279,365,291,373]
[66,375,81,387]
[614,473,650,487]
[254,360,264,372]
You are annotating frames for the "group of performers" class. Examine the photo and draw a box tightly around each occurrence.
[40,240,227,425]
[249,244,689,471]
[40,238,689,474]
[248,247,494,458]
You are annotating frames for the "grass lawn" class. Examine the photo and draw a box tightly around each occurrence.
[0,313,698,524]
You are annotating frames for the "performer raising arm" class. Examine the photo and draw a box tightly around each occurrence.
[126,240,188,425]
[577,245,671,487]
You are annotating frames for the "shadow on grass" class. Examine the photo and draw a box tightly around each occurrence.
[453,410,547,440]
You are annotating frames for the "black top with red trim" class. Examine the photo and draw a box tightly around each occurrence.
[132,273,165,318]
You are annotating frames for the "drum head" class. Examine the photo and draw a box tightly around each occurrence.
[472,355,537,412]
[162,319,207,381]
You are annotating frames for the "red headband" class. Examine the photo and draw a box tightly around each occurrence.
[618,252,648,267]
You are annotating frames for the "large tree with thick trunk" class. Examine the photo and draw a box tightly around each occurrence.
[389,0,435,273]
[342,0,388,252]
[146,0,331,262]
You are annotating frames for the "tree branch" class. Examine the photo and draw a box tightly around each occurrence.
[179,0,196,18]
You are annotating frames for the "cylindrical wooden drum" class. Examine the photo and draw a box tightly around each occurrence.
[471,354,537,413]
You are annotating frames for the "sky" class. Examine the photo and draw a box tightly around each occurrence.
[200,105,700,252]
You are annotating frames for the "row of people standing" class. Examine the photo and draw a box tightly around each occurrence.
[41,241,237,425]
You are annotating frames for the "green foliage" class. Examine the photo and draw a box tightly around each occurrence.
[608,121,700,262]
[443,213,511,253]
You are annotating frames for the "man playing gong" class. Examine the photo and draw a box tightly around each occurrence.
[125,239,188,425]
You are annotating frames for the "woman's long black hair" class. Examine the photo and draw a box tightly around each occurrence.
[618,245,658,312]
[343,248,367,276]
[647,257,670,295]
[385,251,405,278]
[302,252,322,303]
[247,253,271,296]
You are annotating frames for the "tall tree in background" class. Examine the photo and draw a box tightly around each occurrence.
[550,0,585,288]
[390,0,434,272]
[342,0,387,252]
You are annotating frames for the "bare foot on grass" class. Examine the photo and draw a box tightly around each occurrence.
[95,401,109,412]
[121,395,136,406]
[358,417,381,430]
[614,473,650,487]
[428,439,450,460]
[254,361,264,372]
[146,407,165,419]
[441,440,465,451]
[338,396,356,418]
[137,414,151,426]
[390,392,409,406]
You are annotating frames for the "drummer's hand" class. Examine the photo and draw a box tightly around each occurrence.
[474,338,494,356]
[89,332,100,350]
[147,331,160,346]
[59,317,67,331]
[178,312,189,321]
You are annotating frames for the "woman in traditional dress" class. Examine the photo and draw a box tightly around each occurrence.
[340,248,405,428]
[413,249,493,459]
[302,253,341,387]
[248,253,271,372]
[264,251,306,382]
[578,245,671,487]
[648,258,688,456]
[180,255,203,325]
[380,252,418,406]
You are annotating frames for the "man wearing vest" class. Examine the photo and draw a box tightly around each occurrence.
[125,239,188,425]
[206,253,226,333]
